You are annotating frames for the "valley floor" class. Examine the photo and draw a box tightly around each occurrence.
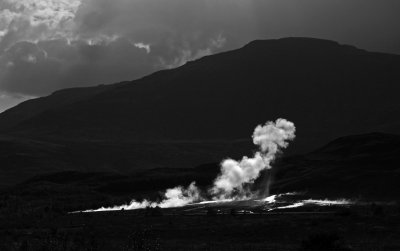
[1,205,399,251]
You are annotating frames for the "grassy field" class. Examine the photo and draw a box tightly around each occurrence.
[1,204,399,251]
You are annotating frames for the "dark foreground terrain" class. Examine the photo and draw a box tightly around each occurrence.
[0,132,399,250]
[0,204,399,251]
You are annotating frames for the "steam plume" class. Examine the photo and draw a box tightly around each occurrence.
[83,182,200,212]
[158,182,201,208]
[80,118,295,212]
[211,118,296,199]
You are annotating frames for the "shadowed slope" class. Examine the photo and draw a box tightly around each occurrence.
[272,133,400,200]
[0,37,399,147]
[0,37,399,186]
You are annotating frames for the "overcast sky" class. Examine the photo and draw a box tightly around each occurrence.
[0,0,399,112]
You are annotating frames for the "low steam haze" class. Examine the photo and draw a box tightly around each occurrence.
[1,0,400,111]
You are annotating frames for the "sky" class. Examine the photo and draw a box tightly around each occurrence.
[0,0,399,112]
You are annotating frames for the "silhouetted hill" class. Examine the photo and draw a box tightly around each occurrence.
[272,133,400,200]
[0,135,251,185]
[0,37,399,185]
[0,37,399,145]
[0,84,117,131]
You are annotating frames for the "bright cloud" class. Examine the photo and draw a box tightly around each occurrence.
[132,42,151,54]
[0,0,82,51]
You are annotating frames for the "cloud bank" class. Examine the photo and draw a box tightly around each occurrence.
[1,0,400,110]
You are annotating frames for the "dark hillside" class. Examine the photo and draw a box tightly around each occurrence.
[272,133,400,200]
[0,38,399,185]
[1,38,399,146]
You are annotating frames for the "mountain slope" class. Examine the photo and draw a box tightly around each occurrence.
[0,37,400,186]
[0,84,118,131]
[0,37,399,148]
[272,133,400,200]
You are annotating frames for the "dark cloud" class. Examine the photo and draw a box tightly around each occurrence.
[0,0,400,110]
[251,1,400,54]
[0,38,157,95]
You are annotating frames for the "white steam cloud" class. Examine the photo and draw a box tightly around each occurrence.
[81,118,295,212]
[84,182,201,212]
[211,118,296,199]
[132,42,151,54]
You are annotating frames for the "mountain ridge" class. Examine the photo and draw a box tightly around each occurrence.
[0,37,399,184]
[1,37,399,144]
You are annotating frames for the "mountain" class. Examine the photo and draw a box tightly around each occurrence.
[0,135,251,185]
[272,133,400,200]
[0,37,399,185]
[1,37,400,141]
